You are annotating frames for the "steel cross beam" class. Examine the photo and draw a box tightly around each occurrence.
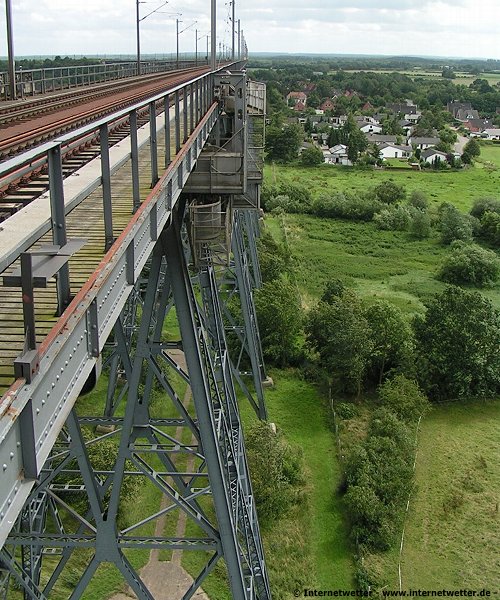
[0,206,271,599]
[0,102,219,550]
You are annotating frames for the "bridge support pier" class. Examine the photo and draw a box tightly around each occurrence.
[0,205,271,600]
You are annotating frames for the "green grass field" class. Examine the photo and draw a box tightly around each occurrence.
[365,399,500,591]
[337,69,500,87]
[265,144,500,213]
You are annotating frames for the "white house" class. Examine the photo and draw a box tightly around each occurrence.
[421,148,448,164]
[481,128,500,140]
[408,136,440,150]
[378,143,412,160]
[324,144,352,166]
[357,120,383,134]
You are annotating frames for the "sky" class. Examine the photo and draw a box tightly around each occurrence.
[1,0,499,61]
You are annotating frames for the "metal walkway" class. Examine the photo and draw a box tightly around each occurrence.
[0,66,270,599]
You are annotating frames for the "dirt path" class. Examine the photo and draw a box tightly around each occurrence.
[109,350,209,600]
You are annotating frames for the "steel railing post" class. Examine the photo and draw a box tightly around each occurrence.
[129,109,141,213]
[175,91,181,153]
[99,123,114,251]
[149,101,159,187]
[164,94,171,167]
[48,144,71,315]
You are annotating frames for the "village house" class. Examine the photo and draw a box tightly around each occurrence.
[447,101,473,118]
[366,134,399,145]
[378,143,412,160]
[320,99,335,112]
[481,128,500,140]
[356,119,383,134]
[323,144,352,166]
[421,148,448,164]
[286,91,307,111]
[408,136,440,150]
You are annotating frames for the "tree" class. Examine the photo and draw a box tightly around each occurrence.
[305,292,373,395]
[438,203,473,244]
[373,180,406,204]
[300,145,324,167]
[409,210,431,239]
[408,190,428,211]
[462,138,481,164]
[255,279,302,366]
[378,375,430,423]
[265,123,303,162]
[414,286,500,400]
[363,301,415,384]
[442,67,456,79]
[437,241,500,287]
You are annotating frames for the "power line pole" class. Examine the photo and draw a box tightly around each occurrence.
[231,0,235,61]
[136,0,141,75]
[210,0,216,71]
[5,0,16,100]
[238,19,241,60]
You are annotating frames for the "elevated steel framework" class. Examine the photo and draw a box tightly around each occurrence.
[0,65,270,598]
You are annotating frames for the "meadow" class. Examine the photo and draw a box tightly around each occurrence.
[262,144,500,592]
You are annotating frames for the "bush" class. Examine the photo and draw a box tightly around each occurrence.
[300,145,324,166]
[311,192,383,221]
[373,180,406,204]
[373,205,412,231]
[438,202,473,245]
[266,194,303,214]
[470,197,500,219]
[257,229,291,282]
[438,241,500,287]
[414,286,500,399]
[245,422,304,526]
[479,210,500,246]
[261,181,312,212]
[378,374,430,423]
[409,210,431,239]
[408,190,429,211]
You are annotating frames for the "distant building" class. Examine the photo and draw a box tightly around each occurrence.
[408,136,440,150]
[379,143,412,160]
[481,128,500,140]
[324,144,352,166]
[320,99,335,112]
[287,91,307,111]
[421,148,448,163]
[447,101,473,118]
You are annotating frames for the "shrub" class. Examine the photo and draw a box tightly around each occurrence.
[409,210,431,239]
[378,374,430,423]
[373,180,406,204]
[479,210,500,246]
[245,422,304,526]
[300,145,324,167]
[257,229,291,282]
[438,241,500,287]
[408,190,429,211]
[470,197,500,219]
[311,192,383,221]
[261,181,312,212]
[372,205,411,231]
[438,202,473,245]
[266,194,303,214]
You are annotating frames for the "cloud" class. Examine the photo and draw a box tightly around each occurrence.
[0,0,498,59]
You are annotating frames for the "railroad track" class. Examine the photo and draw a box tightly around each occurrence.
[0,65,209,220]
[0,65,208,158]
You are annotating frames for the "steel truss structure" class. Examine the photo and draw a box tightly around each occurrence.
[0,63,270,598]
[0,205,271,599]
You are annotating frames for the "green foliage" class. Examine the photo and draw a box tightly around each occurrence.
[438,241,500,287]
[245,422,304,527]
[265,194,302,214]
[479,210,500,246]
[363,301,415,384]
[261,180,312,212]
[373,205,412,231]
[328,115,368,163]
[463,138,481,159]
[470,196,500,219]
[311,192,383,221]
[438,202,474,245]
[373,180,406,204]
[300,145,324,167]
[408,190,429,211]
[378,374,430,423]
[409,210,432,239]
[344,407,414,550]
[321,278,346,303]
[257,229,291,282]
[255,280,302,366]
[265,123,303,162]
[414,286,500,399]
[305,291,373,395]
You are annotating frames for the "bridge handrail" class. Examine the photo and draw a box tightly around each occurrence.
[0,69,213,273]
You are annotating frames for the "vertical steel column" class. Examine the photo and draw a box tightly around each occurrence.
[99,123,114,251]
[210,0,216,71]
[174,91,181,153]
[48,144,71,315]
[163,219,249,600]
[5,0,16,101]
[231,0,235,60]
[129,109,141,212]
[194,80,199,128]
[183,86,189,143]
[189,83,194,134]
[149,101,159,187]
[20,254,36,351]
[164,94,171,167]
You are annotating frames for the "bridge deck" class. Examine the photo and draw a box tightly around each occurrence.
[0,105,187,394]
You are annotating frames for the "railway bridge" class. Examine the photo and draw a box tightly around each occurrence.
[0,49,270,600]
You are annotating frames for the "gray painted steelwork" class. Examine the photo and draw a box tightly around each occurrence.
[0,67,270,598]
